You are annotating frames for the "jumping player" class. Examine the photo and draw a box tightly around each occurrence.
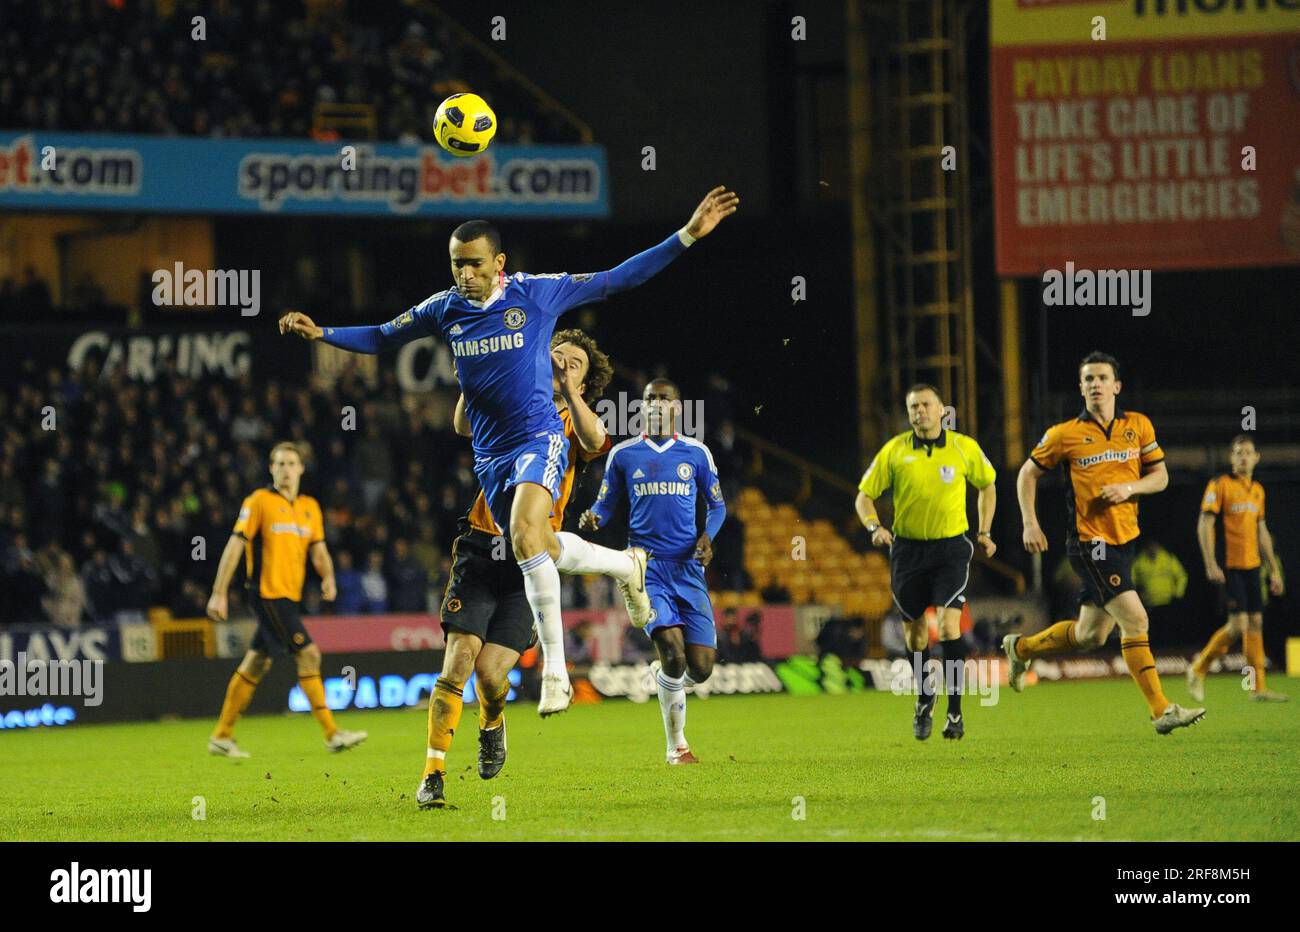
[1005,351,1205,734]
[418,329,614,809]
[580,379,726,764]
[280,186,738,716]
[206,442,367,757]
[1188,435,1287,702]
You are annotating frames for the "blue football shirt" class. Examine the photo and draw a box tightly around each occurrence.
[376,272,609,456]
[589,434,726,561]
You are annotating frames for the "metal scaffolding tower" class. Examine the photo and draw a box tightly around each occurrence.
[880,0,976,434]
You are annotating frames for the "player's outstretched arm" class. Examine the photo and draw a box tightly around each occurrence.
[602,187,739,295]
[279,308,429,355]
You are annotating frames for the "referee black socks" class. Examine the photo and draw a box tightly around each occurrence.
[941,636,968,717]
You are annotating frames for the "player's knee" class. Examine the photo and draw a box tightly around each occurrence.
[1075,627,1106,650]
[509,518,547,560]
[658,648,687,679]
[444,642,478,682]
[688,658,713,683]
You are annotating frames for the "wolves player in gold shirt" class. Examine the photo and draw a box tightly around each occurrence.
[1005,352,1204,734]
[1188,435,1287,702]
[206,442,367,757]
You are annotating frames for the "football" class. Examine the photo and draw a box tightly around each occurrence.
[433,92,497,157]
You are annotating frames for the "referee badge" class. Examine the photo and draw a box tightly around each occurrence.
[445,597,462,613]
[503,308,527,330]
[939,465,956,483]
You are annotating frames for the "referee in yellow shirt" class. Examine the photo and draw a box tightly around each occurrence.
[855,385,997,740]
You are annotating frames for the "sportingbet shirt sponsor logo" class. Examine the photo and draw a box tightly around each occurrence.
[592,435,723,561]
[379,271,609,456]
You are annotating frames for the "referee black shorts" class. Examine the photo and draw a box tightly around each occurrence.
[1222,567,1263,615]
[889,534,974,622]
[438,525,537,656]
[1067,537,1136,608]
[250,596,313,657]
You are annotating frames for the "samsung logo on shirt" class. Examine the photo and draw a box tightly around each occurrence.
[634,481,693,496]
[1076,448,1137,469]
[451,332,525,357]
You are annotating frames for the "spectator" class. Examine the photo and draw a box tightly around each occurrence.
[16,266,53,316]
[359,549,389,613]
[759,575,791,604]
[565,619,596,665]
[717,608,762,663]
[40,550,86,628]
[81,549,116,623]
[387,537,428,612]
[3,532,48,624]
[333,550,365,615]
[815,615,867,666]
[353,423,394,513]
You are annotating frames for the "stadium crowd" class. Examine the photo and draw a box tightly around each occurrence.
[0,0,571,144]
[0,349,750,627]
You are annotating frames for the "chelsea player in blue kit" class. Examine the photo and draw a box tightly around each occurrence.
[279,187,739,717]
[581,379,726,764]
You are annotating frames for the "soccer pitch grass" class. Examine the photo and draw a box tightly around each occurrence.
[5,677,1298,842]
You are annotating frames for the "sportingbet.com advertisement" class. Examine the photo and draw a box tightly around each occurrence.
[0,131,608,218]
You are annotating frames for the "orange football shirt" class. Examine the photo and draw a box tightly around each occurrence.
[233,487,325,601]
[1030,408,1164,546]
[1200,474,1265,570]
[467,406,612,535]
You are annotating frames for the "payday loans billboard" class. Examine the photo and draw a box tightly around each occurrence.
[990,0,1300,274]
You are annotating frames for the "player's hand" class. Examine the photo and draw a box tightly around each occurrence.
[871,527,893,548]
[578,509,601,531]
[684,186,740,239]
[206,591,228,622]
[1099,482,1135,504]
[279,310,323,340]
[693,533,713,567]
[1269,571,1284,597]
[552,349,581,397]
[1023,525,1049,553]
[321,577,337,602]
[1205,563,1226,584]
[977,533,997,558]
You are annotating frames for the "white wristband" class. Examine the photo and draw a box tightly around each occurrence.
[677,228,696,247]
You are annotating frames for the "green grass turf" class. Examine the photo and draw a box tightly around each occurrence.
[3,676,1298,841]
